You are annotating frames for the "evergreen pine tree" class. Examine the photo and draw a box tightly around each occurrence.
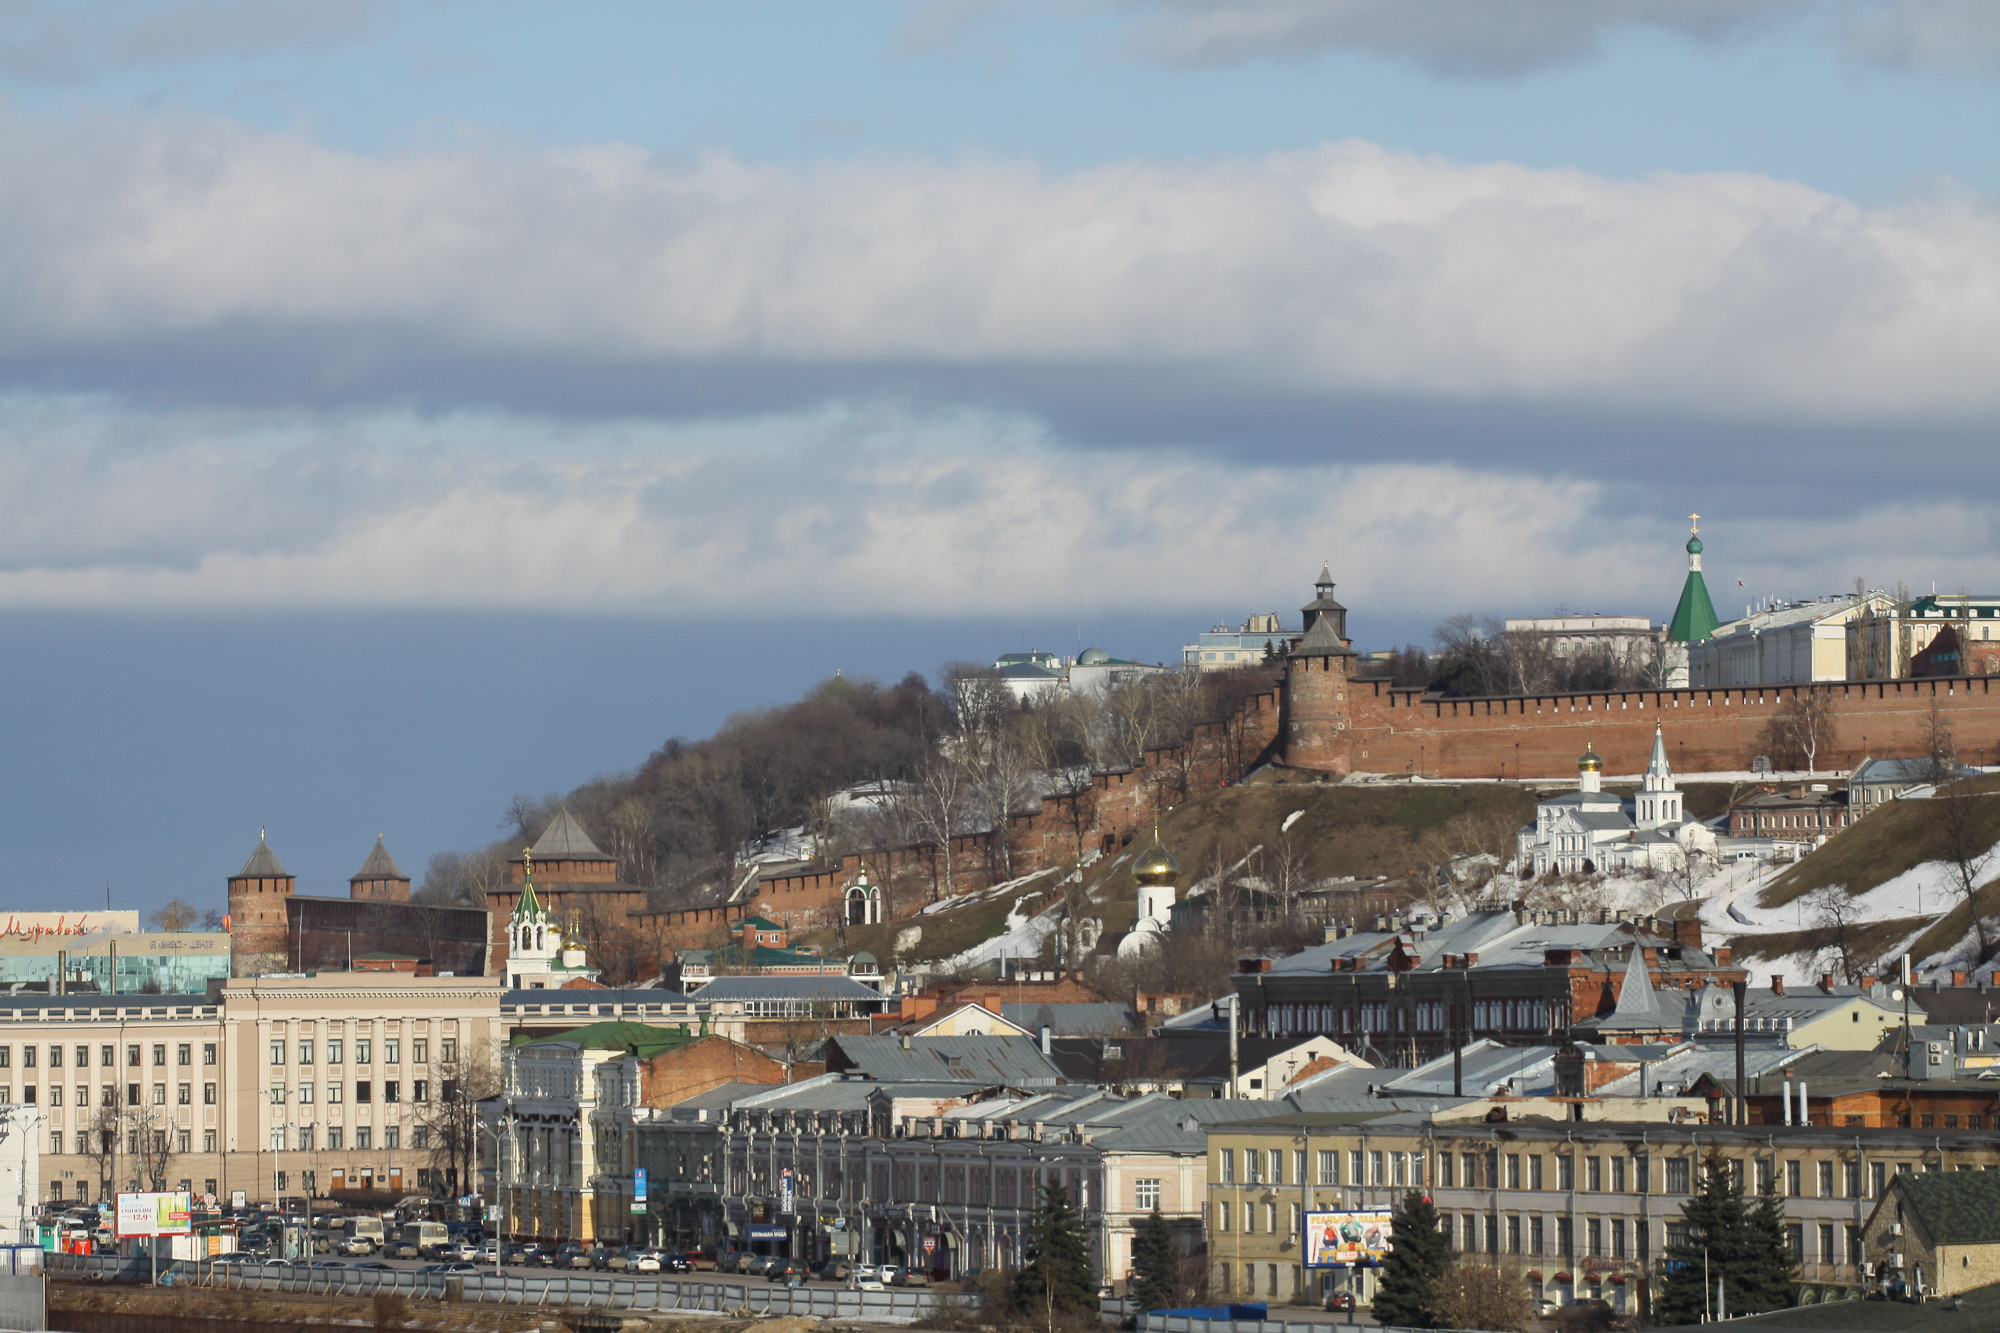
[1372,1189,1451,1329]
[1658,1149,1751,1325]
[1129,1208,1177,1313]
[1738,1176,1799,1314]
[1012,1179,1096,1327]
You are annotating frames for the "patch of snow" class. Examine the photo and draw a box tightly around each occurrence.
[1280,809,1306,835]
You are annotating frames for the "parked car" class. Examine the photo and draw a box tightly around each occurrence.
[878,1265,904,1286]
[892,1265,931,1287]
[472,1242,501,1265]
[1326,1291,1356,1312]
[686,1250,717,1271]
[717,1251,745,1274]
[767,1261,808,1283]
[437,1261,479,1275]
[528,1245,560,1268]
[557,1245,592,1270]
[589,1246,629,1271]
[815,1258,851,1282]
[628,1249,662,1273]
[662,1253,691,1273]
[853,1269,886,1291]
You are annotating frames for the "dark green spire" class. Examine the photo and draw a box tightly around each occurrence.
[1667,516,1720,643]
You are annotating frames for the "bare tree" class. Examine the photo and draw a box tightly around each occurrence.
[900,752,971,901]
[1923,696,1958,781]
[414,1042,502,1202]
[1930,776,2000,965]
[146,899,203,931]
[1759,689,1839,773]
[1426,1260,1535,1332]
[1801,884,1869,984]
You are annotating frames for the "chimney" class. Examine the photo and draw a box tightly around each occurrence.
[1819,973,1834,993]
[1039,1023,1051,1056]
[1465,952,1479,967]
[981,991,1002,1015]
[1861,974,1877,990]
[1715,947,1733,967]
[1770,975,1785,995]
[1953,970,1969,986]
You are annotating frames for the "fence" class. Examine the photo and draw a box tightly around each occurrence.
[47,1254,942,1322]
[1138,1318,1512,1333]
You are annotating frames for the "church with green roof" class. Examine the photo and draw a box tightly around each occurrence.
[1663,515,1720,687]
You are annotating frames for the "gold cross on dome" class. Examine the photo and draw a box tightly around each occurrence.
[1688,512,1700,534]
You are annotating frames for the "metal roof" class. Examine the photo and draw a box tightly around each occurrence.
[827,1034,1065,1085]
[350,836,409,882]
[530,808,613,861]
[689,975,886,1003]
[237,836,289,879]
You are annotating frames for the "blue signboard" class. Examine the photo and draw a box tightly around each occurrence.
[632,1168,647,1215]
[748,1224,788,1241]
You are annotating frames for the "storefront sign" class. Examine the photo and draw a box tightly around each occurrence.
[1303,1211,1392,1268]
[748,1225,788,1241]
[0,912,136,940]
[632,1168,648,1215]
[780,1168,794,1216]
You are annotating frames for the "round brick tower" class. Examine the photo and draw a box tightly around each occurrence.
[1283,563,1359,773]
[228,832,296,976]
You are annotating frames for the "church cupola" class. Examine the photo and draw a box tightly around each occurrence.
[1132,825,1179,929]
[1577,742,1604,794]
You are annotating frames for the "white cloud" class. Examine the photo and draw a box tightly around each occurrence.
[0,0,401,82]
[1105,0,1803,74]
[5,395,1999,620]
[2,112,1997,429]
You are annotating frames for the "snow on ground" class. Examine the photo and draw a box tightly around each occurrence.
[918,862,1070,915]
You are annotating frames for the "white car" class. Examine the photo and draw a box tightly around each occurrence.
[629,1250,664,1273]
[854,1268,886,1291]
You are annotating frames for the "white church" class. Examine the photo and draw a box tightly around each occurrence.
[1517,726,1715,878]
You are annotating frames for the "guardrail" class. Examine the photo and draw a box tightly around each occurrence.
[48,1253,943,1321]
[1139,1316,1510,1333]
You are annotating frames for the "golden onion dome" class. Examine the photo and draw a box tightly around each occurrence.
[1578,744,1603,772]
[1132,826,1180,887]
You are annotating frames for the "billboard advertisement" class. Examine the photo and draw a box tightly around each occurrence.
[780,1167,795,1216]
[632,1167,647,1215]
[116,1192,191,1238]
[1303,1210,1392,1268]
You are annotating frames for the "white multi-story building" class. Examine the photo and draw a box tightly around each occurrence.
[1517,730,1714,878]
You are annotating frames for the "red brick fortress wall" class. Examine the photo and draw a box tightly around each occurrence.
[1316,674,2000,778]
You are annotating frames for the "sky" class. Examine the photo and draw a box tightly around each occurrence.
[1,0,1998,915]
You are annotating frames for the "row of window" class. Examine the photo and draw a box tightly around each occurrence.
[269,1038,454,1066]
[1218,1147,1945,1201]
[267,1080,439,1106]
[0,1042,213,1069]
[267,1125,423,1152]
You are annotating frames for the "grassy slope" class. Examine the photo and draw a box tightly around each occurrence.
[1760,774,2000,910]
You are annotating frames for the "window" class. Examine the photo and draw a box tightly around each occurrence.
[1437,1153,1453,1188]
[22,1048,33,1070]
[126,1083,138,1106]
[152,1044,165,1066]
[1847,1162,1863,1198]
[1557,1217,1574,1257]
[202,1044,216,1066]
[1465,1215,1480,1252]
[298,1040,313,1065]
[176,1130,190,1154]
[1819,1223,1834,1265]
[176,1083,190,1105]
[1507,1215,1521,1254]
[1530,1215,1545,1256]
[1135,1178,1161,1210]
[177,1044,191,1067]
[1268,1149,1282,1184]
[202,1082,215,1105]
[1507,1154,1521,1190]
[152,1082,164,1105]
[328,1040,343,1064]
[100,1084,111,1106]
[412,1080,428,1103]
[1847,1224,1862,1266]
[1786,1160,1801,1196]
[356,1040,371,1064]
[1666,1158,1690,1194]
[356,1127,371,1149]
[270,1128,286,1151]
[1787,1223,1804,1263]
[0,1048,10,1069]
[48,1086,61,1107]
[1819,1161,1835,1198]
[412,1039,428,1065]
[204,1130,216,1153]
[100,1045,112,1067]
[1293,1149,1306,1186]
[384,1127,399,1149]
[328,1083,343,1104]
[1756,1159,1774,1193]
[1530,1156,1544,1191]
[73,1132,86,1155]
[1463,1152,1480,1188]
[1216,1201,1231,1232]
[1559,1155,1575,1191]
[1587,1157,1603,1192]
[299,1083,314,1104]
[1219,1149,1234,1183]
[384,1081,399,1104]
[1611,1218,1627,1259]
[1371,1151,1384,1185]
[269,1085,285,1104]
[1244,1201,1256,1234]
[1288,1202,1299,1237]
[1637,1220,1651,1261]
[385,1040,399,1065]
[412,1126,430,1150]
[1317,1149,1337,1185]
[356,1081,371,1104]
[440,1039,457,1064]
[1350,1151,1363,1186]
[126,1045,139,1068]
[326,1127,343,1151]
[270,1042,285,1066]
[1871,1163,1886,1198]
[1587,1218,1602,1257]
[1244,1149,1260,1184]
[1612,1157,1627,1193]
[48,1046,60,1069]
